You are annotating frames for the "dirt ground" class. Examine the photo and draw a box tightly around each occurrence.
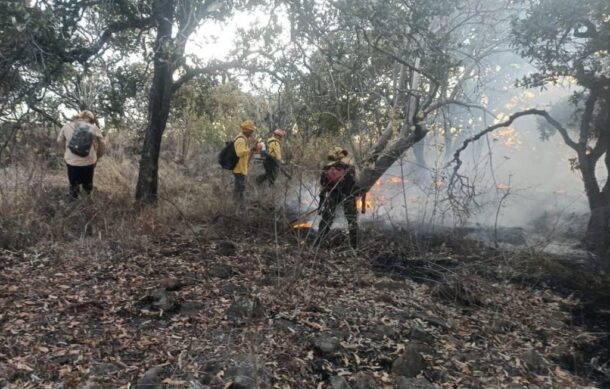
[1,207,609,388]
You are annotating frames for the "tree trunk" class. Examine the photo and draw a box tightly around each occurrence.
[135,0,175,203]
[357,122,427,193]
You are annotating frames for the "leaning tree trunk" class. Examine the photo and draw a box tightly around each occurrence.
[135,0,175,204]
[357,122,428,193]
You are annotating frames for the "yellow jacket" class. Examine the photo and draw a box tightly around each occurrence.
[232,134,250,175]
[267,137,282,162]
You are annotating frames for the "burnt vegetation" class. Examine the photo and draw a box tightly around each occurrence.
[1,0,610,388]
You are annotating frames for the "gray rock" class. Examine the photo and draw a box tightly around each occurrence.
[392,343,427,378]
[395,377,435,389]
[90,362,120,376]
[209,264,236,279]
[226,296,264,325]
[77,380,103,389]
[312,335,340,355]
[352,371,378,389]
[160,277,184,291]
[225,356,271,389]
[409,325,433,344]
[217,240,237,256]
[370,325,397,339]
[135,365,164,389]
[330,375,352,389]
[521,349,548,375]
[138,288,180,313]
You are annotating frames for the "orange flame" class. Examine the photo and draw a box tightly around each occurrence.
[359,194,374,210]
[435,180,444,189]
[496,183,511,190]
[292,221,313,229]
[387,177,404,184]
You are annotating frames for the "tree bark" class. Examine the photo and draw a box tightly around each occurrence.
[135,0,175,203]
[357,121,427,193]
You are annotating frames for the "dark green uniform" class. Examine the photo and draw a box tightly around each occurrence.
[316,160,359,248]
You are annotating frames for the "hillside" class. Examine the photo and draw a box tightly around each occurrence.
[1,176,609,388]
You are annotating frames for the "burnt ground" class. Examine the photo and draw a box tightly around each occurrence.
[1,213,609,388]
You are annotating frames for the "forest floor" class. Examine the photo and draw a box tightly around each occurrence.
[1,193,610,389]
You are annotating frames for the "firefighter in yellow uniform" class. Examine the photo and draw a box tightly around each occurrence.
[233,120,259,200]
[256,128,286,186]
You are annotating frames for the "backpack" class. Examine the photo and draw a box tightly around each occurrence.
[68,123,94,157]
[325,164,347,190]
[218,135,244,170]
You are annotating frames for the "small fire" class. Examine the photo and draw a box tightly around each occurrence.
[496,183,511,190]
[434,180,444,189]
[292,221,313,229]
[359,194,375,210]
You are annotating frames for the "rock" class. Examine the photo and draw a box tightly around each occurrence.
[392,343,427,378]
[187,381,203,389]
[395,377,435,389]
[135,365,164,389]
[77,380,102,389]
[90,362,120,376]
[217,240,237,256]
[330,375,352,389]
[312,335,340,355]
[225,356,272,389]
[372,325,397,338]
[409,325,433,344]
[222,282,249,296]
[209,264,236,279]
[226,296,264,325]
[160,277,184,291]
[352,371,378,389]
[412,313,450,331]
[137,288,180,313]
[521,349,548,375]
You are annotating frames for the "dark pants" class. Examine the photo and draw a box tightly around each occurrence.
[67,164,95,198]
[233,173,246,201]
[256,156,278,186]
[317,193,358,248]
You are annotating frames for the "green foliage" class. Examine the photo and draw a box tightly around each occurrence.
[512,0,610,88]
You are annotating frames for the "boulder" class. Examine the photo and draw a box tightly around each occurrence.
[137,288,180,313]
[225,356,272,389]
[521,349,548,375]
[217,240,237,256]
[135,365,164,389]
[330,375,352,389]
[226,296,264,325]
[312,335,340,355]
[392,343,427,378]
[352,371,378,389]
[409,325,433,344]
